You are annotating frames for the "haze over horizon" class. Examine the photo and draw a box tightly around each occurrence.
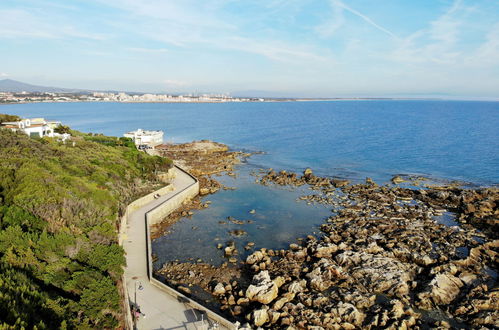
[1,0,499,98]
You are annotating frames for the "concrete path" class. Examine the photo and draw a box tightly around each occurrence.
[123,168,217,330]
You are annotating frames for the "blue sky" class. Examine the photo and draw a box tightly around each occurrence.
[1,0,498,98]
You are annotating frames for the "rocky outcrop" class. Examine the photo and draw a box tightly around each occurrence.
[156,169,498,329]
[245,271,279,305]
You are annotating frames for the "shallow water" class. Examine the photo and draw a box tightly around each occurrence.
[152,165,332,267]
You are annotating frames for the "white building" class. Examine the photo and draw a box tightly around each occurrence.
[123,129,163,149]
[1,117,71,141]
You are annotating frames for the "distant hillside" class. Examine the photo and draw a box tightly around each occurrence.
[0,79,88,93]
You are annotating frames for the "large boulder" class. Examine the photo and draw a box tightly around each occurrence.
[336,251,416,298]
[418,273,463,307]
[246,271,279,304]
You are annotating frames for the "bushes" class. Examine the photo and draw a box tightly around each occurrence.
[0,127,172,328]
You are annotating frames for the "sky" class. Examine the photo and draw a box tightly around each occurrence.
[1,0,499,98]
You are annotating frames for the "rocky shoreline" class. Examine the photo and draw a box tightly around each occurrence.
[150,140,250,239]
[153,146,498,329]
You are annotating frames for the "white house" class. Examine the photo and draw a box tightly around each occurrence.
[123,129,163,149]
[1,117,71,141]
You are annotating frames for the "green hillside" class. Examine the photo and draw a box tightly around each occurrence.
[0,125,171,328]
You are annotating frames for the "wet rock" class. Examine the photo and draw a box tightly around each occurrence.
[229,229,247,237]
[246,251,264,265]
[391,175,405,184]
[332,179,350,188]
[303,168,313,177]
[199,187,210,195]
[177,286,191,295]
[224,242,238,256]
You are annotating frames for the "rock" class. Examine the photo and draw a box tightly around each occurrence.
[229,229,247,237]
[249,209,256,214]
[273,292,296,310]
[313,243,338,258]
[332,179,350,188]
[224,244,237,256]
[232,305,243,315]
[274,276,285,288]
[335,251,415,298]
[303,168,313,177]
[213,283,226,295]
[391,175,405,184]
[420,273,463,306]
[237,297,249,305]
[177,286,191,295]
[269,310,280,324]
[246,271,279,304]
[288,280,306,293]
[253,308,269,327]
[200,187,210,195]
[331,302,365,327]
[246,251,264,265]
[229,257,238,263]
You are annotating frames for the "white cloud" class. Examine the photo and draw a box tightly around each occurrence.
[390,0,468,65]
[467,22,499,66]
[94,0,331,64]
[0,73,9,77]
[315,0,345,38]
[0,8,106,40]
[317,0,396,39]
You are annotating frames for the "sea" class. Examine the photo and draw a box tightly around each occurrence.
[3,100,498,265]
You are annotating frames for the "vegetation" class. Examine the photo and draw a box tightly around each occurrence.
[0,124,172,328]
[54,124,71,134]
[0,114,21,123]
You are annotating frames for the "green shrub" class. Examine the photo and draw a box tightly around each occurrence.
[0,126,172,328]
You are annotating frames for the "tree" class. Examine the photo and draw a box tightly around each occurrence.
[54,124,71,134]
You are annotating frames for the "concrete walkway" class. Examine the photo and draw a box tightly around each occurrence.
[123,168,215,330]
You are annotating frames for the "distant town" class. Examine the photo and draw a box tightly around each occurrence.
[0,91,267,104]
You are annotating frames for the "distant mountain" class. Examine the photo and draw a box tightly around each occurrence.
[0,79,88,93]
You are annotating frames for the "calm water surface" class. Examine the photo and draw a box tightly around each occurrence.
[3,100,498,264]
[3,100,498,185]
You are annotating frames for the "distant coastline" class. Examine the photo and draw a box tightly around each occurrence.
[0,94,466,106]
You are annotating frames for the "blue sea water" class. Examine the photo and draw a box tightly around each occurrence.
[3,100,498,265]
[3,100,498,185]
